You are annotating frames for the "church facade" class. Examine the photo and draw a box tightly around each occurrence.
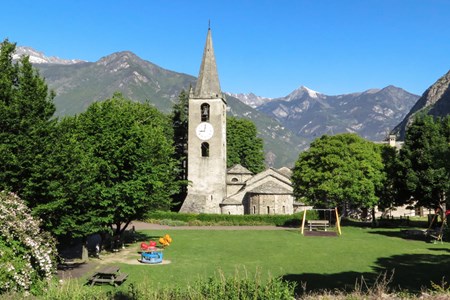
[179,28,300,215]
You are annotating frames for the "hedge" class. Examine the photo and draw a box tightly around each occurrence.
[144,210,319,227]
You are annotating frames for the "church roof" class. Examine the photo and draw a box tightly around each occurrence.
[194,28,223,99]
[247,181,292,194]
[277,167,292,178]
[221,196,243,205]
[227,164,253,175]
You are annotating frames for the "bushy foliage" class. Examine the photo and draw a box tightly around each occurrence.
[292,133,385,211]
[41,271,295,300]
[145,211,313,227]
[25,94,183,238]
[397,115,450,210]
[227,116,265,174]
[0,191,57,295]
[0,40,55,198]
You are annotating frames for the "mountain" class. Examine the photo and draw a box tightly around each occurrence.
[14,46,86,65]
[225,92,273,108]
[18,46,421,167]
[393,70,450,139]
[255,85,419,142]
[21,47,303,168]
[35,51,195,116]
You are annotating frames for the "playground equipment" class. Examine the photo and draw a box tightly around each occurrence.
[300,207,342,236]
[140,240,163,264]
[425,209,449,243]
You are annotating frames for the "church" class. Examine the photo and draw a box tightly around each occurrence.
[179,28,300,215]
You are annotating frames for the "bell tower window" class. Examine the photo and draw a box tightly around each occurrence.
[201,142,209,157]
[201,103,210,122]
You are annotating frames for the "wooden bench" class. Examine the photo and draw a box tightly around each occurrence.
[113,273,128,286]
[307,220,329,231]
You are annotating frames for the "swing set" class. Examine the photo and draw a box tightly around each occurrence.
[425,208,449,243]
[300,207,342,236]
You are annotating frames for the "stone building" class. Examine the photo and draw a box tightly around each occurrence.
[221,164,301,215]
[180,28,299,215]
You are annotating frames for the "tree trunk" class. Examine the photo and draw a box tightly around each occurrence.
[81,238,89,262]
[371,207,377,227]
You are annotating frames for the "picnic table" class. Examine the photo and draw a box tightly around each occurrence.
[307,220,329,231]
[88,265,128,286]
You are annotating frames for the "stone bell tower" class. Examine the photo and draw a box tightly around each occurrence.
[179,27,227,213]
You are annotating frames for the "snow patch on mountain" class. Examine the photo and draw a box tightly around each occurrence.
[13,46,86,65]
[226,92,273,108]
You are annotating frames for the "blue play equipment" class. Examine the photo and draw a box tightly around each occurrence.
[140,250,163,264]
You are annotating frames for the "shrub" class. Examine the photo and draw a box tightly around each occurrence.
[0,191,57,295]
[145,211,316,227]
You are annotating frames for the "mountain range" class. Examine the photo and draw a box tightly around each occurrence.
[234,85,419,143]
[14,46,436,167]
[393,70,450,139]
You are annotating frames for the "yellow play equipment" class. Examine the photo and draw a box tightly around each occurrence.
[300,207,342,236]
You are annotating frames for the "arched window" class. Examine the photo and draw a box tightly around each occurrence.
[201,103,210,122]
[231,177,239,183]
[201,142,209,157]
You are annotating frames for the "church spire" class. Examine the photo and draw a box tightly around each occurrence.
[194,27,222,98]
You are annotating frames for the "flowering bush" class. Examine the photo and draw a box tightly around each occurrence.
[0,191,57,295]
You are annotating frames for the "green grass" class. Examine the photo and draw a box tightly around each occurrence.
[75,226,450,296]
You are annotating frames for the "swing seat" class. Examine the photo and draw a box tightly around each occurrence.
[426,229,444,243]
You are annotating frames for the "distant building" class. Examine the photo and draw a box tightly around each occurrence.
[375,134,404,150]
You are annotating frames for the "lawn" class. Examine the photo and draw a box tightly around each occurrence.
[82,226,450,295]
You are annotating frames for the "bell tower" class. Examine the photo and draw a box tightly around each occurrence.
[180,27,227,213]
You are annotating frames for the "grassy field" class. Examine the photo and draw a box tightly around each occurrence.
[75,226,450,296]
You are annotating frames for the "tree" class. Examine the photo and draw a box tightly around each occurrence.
[0,39,55,195]
[26,94,182,239]
[376,144,403,211]
[227,116,265,174]
[397,115,450,212]
[171,90,189,210]
[292,133,385,214]
[0,191,57,295]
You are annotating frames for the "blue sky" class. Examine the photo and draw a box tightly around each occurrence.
[2,0,450,98]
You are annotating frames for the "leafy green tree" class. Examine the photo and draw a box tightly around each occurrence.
[23,116,101,238]
[227,116,265,174]
[397,115,450,212]
[0,39,55,194]
[376,144,403,211]
[171,90,189,210]
[25,94,182,239]
[292,133,385,213]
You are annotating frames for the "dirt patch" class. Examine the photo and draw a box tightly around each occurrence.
[96,246,170,265]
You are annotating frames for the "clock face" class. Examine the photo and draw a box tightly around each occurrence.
[196,122,214,140]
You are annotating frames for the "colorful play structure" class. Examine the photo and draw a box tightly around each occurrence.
[139,234,172,264]
[300,207,342,236]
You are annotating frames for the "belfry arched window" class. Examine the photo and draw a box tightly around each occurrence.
[201,103,210,122]
[201,142,209,157]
